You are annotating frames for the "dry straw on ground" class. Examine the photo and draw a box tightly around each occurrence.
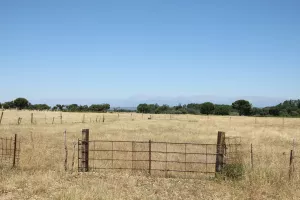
[0,110,300,200]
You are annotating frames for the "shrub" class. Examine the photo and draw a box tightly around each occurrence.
[187,108,200,115]
[221,163,245,180]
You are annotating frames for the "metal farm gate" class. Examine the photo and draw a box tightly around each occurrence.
[78,129,241,178]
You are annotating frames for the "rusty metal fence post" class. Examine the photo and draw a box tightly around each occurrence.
[215,131,225,173]
[81,129,89,172]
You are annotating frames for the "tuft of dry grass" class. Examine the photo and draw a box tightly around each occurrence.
[0,110,300,199]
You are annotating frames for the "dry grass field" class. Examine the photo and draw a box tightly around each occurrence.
[0,110,300,200]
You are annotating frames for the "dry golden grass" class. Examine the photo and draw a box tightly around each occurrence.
[0,110,300,199]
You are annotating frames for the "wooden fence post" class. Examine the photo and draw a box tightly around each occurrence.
[215,131,225,173]
[64,130,68,171]
[52,117,55,124]
[81,129,89,172]
[12,134,17,167]
[17,117,22,125]
[0,112,3,124]
[251,143,254,169]
[149,140,152,175]
[102,114,105,123]
[71,141,77,172]
[31,113,33,124]
[82,114,85,123]
[289,150,294,180]
[60,113,63,124]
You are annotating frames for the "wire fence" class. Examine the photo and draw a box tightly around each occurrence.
[78,135,242,178]
[0,134,20,168]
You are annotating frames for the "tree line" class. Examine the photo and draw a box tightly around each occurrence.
[1,97,300,117]
[0,98,110,113]
[137,100,250,116]
[137,99,300,117]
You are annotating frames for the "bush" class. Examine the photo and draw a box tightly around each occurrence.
[221,163,245,180]
[187,108,200,115]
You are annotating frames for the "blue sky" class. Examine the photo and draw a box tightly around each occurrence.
[1,0,299,106]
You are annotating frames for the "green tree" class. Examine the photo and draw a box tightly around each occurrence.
[187,103,201,110]
[14,98,29,110]
[279,109,288,117]
[174,104,183,110]
[269,107,280,116]
[200,102,215,115]
[78,105,89,112]
[66,104,79,112]
[28,104,51,110]
[214,105,230,115]
[232,100,252,116]
[137,104,150,113]
[89,104,110,112]
[186,103,201,115]
[146,104,159,113]
[56,104,65,111]
[251,107,262,116]
[155,104,170,114]
[261,107,270,116]
[3,101,16,109]
[290,111,299,117]
[51,106,58,111]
